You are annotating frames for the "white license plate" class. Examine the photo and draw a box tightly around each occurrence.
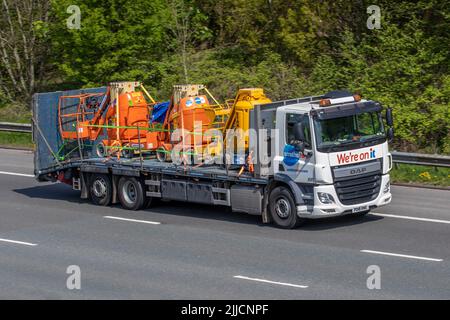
[352,205,369,213]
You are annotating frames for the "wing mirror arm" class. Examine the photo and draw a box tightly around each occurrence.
[385,107,394,142]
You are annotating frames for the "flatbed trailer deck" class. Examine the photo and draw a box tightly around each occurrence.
[36,157,266,185]
[35,156,272,222]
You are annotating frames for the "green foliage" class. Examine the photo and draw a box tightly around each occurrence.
[0,103,31,123]
[49,0,173,87]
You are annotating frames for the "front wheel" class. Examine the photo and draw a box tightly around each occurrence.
[269,186,305,229]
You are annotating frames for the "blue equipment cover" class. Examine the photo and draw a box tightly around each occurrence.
[151,101,170,123]
[32,87,107,175]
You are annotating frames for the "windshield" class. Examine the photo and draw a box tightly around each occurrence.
[314,111,385,151]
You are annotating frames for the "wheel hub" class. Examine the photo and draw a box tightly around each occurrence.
[275,198,290,219]
[122,181,137,204]
[92,179,107,197]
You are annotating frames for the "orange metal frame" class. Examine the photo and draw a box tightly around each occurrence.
[58,92,107,140]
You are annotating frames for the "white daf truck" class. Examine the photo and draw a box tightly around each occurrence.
[249,90,394,227]
[33,88,394,229]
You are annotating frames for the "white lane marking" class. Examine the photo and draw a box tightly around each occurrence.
[0,238,37,246]
[371,212,450,225]
[361,250,443,262]
[0,170,34,178]
[233,275,308,289]
[104,216,161,225]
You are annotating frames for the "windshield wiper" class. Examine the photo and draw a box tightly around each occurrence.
[336,139,361,146]
[359,135,385,143]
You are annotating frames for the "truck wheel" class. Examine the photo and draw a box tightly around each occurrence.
[118,177,145,210]
[269,186,305,229]
[89,174,112,206]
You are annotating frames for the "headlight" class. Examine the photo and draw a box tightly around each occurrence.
[383,181,390,194]
[318,192,335,204]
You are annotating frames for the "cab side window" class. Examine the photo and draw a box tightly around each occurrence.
[286,113,311,148]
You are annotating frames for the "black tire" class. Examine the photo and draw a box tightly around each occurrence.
[269,186,305,229]
[118,176,145,210]
[89,174,112,206]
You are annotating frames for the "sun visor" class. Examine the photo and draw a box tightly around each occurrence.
[312,101,382,120]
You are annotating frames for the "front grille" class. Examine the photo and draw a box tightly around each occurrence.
[333,166,382,205]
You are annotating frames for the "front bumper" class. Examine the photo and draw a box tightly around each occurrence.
[297,174,392,219]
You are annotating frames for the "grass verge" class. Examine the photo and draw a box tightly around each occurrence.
[390,163,450,187]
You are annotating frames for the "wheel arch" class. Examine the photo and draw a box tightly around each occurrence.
[272,174,307,206]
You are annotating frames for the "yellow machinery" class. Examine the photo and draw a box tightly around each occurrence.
[223,88,272,149]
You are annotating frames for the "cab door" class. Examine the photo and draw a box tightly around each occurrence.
[277,111,315,184]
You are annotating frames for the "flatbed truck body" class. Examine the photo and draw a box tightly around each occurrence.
[33,87,393,228]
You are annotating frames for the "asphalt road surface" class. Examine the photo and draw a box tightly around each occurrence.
[0,148,449,299]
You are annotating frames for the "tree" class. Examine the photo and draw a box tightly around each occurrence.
[0,0,51,103]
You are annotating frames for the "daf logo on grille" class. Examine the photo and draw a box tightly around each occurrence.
[350,167,367,175]
[333,160,381,180]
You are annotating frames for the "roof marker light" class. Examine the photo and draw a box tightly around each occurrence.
[319,99,331,107]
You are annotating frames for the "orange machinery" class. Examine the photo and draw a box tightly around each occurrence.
[58,91,109,141]
[58,81,159,158]
[98,82,159,158]
[57,82,271,164]
[152,85,272,164]
[154,84,228,162]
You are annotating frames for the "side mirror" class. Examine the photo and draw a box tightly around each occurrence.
[387,127,394,142]
[386,108,393,127]
[293,122,305,142]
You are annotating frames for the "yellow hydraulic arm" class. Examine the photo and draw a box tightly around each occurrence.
[223,88,272,132]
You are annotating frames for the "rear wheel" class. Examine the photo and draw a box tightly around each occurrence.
[118,177,145,210]
[89,174,112,206]
[269,186,305,229]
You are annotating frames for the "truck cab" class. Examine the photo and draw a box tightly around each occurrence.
[252,91,393,226]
